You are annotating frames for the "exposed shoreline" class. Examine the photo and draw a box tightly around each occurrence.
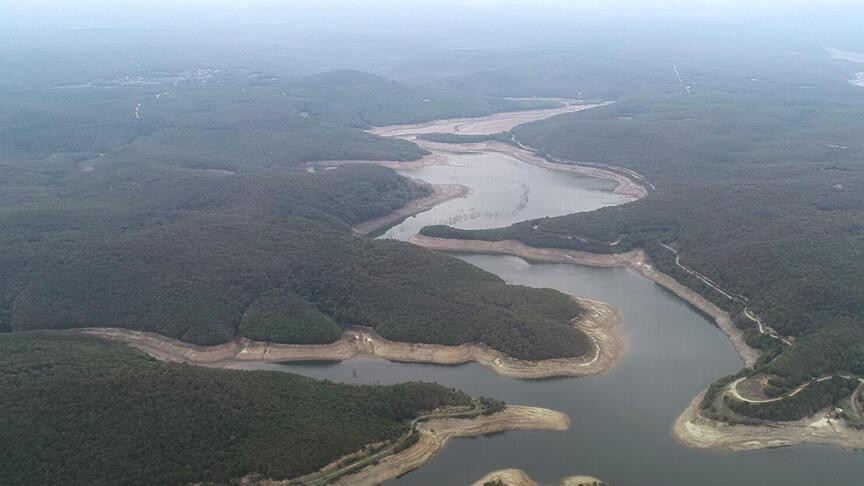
[412,234,864,452]
[368,101,610,138]
[315,406,570,486]
[81,298,621,379]
[410,234,761,368]
[468,469,605,486]
[412,138,649,200]
[672,391,864,452]
[334,102,842,454]
[351,181,469,235]
[235,406,568,486]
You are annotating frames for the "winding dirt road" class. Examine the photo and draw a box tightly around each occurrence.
[658,242,791,346]
[730,375,863,404]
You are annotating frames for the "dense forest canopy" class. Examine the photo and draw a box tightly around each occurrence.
[0,332,471,485]
[0,50,591,360]
[1,161,589,359]
[0,33,591,485]
[420,41,864,390]
[3,5,864,483]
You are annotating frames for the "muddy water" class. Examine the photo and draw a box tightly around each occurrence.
[239,145,864,484]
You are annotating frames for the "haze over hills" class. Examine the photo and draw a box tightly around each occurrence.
[3,1,864,485]
[420,38,864,419]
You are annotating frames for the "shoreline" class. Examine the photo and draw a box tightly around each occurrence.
[410,234,761,368]
[368,101,610,138]
[292,405,570,486]
[412,138,649,200]
[672,391,864,452]
[412,234,864,452]
[81,300,621,379]
[469,469,605,486]
[351,181,469,235]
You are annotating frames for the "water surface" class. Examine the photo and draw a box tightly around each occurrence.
[242,149,864,485]
[380,150,628,240]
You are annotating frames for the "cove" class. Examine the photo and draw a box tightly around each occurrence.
[236,134,864,485]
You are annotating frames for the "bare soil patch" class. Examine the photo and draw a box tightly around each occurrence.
[672,391,864,452]
[368,102,611,138]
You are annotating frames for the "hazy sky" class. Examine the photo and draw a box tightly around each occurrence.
[2,0,862,49]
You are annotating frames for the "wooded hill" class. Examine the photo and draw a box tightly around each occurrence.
[0,67,589,361]
[421,44,864,391]
[0,52,585,486]
[0,332,471,486]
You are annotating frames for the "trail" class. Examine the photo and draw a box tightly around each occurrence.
[134,89,173,120]
[730,375,863,404]
[658,242,792,347]
[673,64,692,94]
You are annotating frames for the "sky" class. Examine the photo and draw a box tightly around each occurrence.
[1,0,862,49]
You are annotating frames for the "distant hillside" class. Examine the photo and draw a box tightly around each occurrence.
[0,68,554,177]
[289,69,558,126]
[388,48,681,100]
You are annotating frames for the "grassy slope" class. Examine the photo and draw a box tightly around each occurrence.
[0,332,470,486]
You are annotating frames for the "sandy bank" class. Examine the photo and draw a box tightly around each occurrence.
[368,102,610,138]
[469,469,606,486]
[242,406,567,486]
[314,406,569,486]
[410,235,760,368]
[672,391,864,452]
[82,302,621,379]
[352,181,469,235]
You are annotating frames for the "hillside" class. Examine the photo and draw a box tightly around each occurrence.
[0,332,471,486]
[1,162,588,359]
[0,63,592,361]
[420,46,864,389]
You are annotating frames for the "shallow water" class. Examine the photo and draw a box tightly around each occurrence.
[379,150,628,240]
[240,148,864,485]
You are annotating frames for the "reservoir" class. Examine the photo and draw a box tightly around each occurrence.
[239,142,864,484]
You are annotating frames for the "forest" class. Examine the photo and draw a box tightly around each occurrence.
[0,62,592,360]
[0,32,615,485]
[0,332,471,485]
[725,377,858,422]
[1,163,589,359]
[420,43,864,399]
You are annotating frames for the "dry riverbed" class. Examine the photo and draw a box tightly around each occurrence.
[368,101,610,138]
